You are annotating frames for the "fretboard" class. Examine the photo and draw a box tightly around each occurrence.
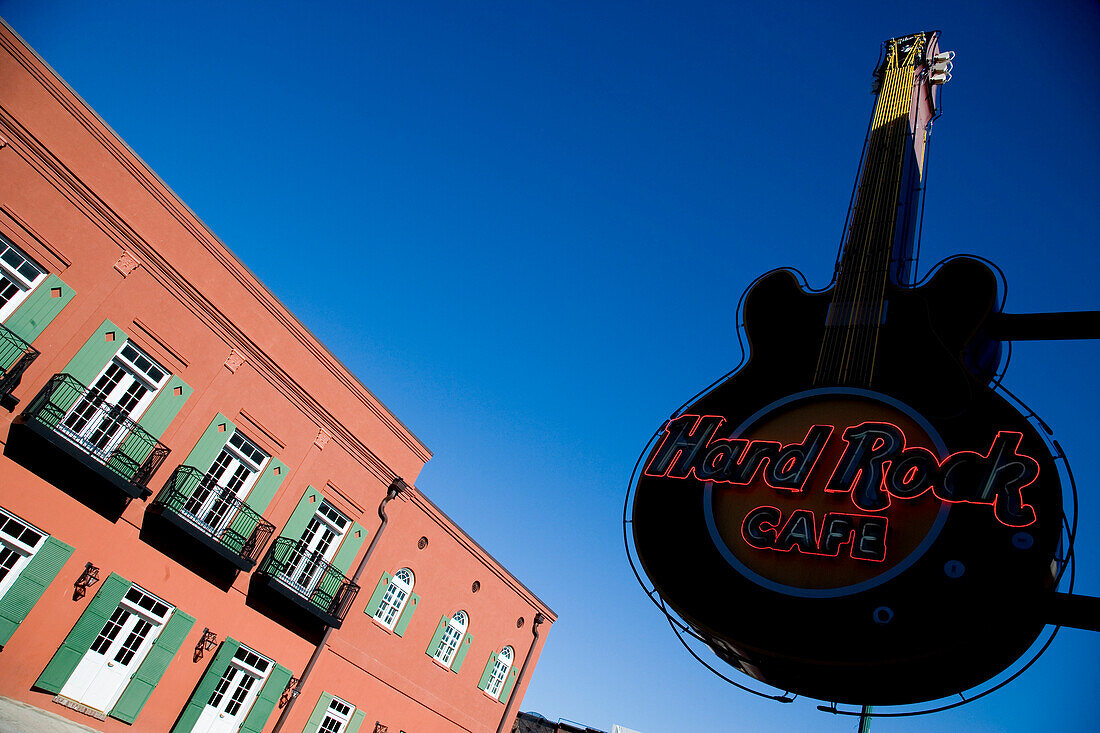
[814,32,940,387]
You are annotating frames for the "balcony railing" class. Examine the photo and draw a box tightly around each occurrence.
[151,465,276,570]
[0,322,39,407]
[19,373,169,497]
[257,537,359,627]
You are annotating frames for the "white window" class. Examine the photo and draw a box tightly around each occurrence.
[433,610,468,668]
[281,501,349,596]
[0,506,46,600]
[59,584,172,714]
[316,696,355,733]
[59,342,170,462]
[485,646,514,699]
[0,236,46,323]
[373,568,413,630]
[182,429,269,535]
[194,644,272,733]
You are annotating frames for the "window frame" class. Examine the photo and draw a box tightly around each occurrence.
[0,506,46,600]
[432,610,468,668]
[0,235,46,324]
[316,695,355,733]
[484,645,515,700]
[372,567,414,631]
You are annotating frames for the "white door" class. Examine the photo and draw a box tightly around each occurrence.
[60,343,168,461]
[193,645,271,733]
[183,431,268,536]
[282,501,348,595]
[59,585,172,713]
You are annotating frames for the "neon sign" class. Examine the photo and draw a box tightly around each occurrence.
[645,415,1041,535]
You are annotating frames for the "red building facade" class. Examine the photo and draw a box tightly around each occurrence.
[0,20,554,733]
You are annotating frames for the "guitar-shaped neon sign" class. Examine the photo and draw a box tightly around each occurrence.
[629,31,1083,706]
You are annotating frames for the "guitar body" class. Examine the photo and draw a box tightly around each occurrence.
[632,260,1063,704]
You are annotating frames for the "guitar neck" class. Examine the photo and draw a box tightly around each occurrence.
[815,31,947,387]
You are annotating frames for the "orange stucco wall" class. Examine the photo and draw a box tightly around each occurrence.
[0,19,553,733]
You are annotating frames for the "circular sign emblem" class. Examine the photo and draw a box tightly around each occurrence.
[703,389,950,597]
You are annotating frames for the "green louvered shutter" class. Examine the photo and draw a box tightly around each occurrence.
[63,320,126,387]
[394,593,418,637]
[183,414,234,472]
[500,666,519,700]
[110,607,195,723]
[246,457,287,515]
[3,274,74,355]
[138,375,192,440]
[35,572,130,693]
[347,709,366,733]
[425,615,447,658]
[239,662,292,733]
[0,536,73,645]
[452,632,472,673]
[170,637,241,733]
[331,522,366,577]
[477,652,498,692]
[281,486,323,540]
[363,573,391,618]
[304,691,334,733]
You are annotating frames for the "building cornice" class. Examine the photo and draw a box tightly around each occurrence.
[0,21,432,479]
[406,485,557,621]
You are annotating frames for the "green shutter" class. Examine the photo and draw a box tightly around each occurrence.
[332,522,366,576]
[2,274,75,352]
[0,536,73,645]
[240,662,292,733]
[425,615,447,658]
[304,691,334,733]
[281,486,323,541]
[171,637,241,733]
[364,573,391,618]
[394,593,418,638]
[110,607,195,723]
[63,319,125,386]
[452,631,472,673]
[35,572,129,693]
[184,414,234,473]
[347,709,366,733]
[477,652,498,692]
[246,457,287,515]
[499,666,519,701]
[137,375,192,440]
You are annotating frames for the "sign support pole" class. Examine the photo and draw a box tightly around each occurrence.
[858,705,873,733]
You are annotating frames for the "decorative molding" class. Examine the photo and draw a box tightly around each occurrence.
[0,205,71,271]
[113,250,140,277]
[314,428,331,450]
[404,485,556,619]
[236,408,286,452]
[223,347,245,374]
[130,318,189,371]
[0,27,433,482]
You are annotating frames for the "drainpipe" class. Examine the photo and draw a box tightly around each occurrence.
[272,476,408,732]
[497,612,545,733]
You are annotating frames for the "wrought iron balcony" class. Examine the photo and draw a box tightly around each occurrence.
[150,465,276,570]
[0,322,39,409]
[256,537,359,627]
[17,373,169,498]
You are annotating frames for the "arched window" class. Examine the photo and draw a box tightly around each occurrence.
[433,610,468,667]
[485,646,514,699]
[373,568,414,629]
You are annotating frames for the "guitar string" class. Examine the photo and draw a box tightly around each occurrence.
[836,40,900,385]
[866,40,922,385]
[830,40,897,385]
[821,37,922,387]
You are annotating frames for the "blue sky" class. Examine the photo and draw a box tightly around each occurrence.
[3,1,1099,731]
